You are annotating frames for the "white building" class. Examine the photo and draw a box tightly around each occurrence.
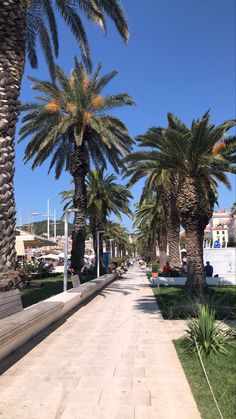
[206,209,232,247]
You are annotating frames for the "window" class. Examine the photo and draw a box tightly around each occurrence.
[222,231,225,235]
[217,231,219,235]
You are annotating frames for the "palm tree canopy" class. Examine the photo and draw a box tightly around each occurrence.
[86,168,133,221]
[104,220,131,250]
[26,0,129,74]
[19,59,135,177]
[60,168,133,221]
[133,194,164,250]
[134,195,164,229]
[125,112,236,195]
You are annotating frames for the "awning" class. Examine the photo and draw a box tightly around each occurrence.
[38,254,59,260]
[15,229,56,256]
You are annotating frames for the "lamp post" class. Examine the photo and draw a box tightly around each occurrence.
[64,208,78,292]
[97,230,105,278]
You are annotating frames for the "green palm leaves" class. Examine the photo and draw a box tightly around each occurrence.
[126,112,236,183]
[61,168,132,223]
[125,112,236,288]
[26,0,129,74]
[19,60,134,274]
[86,168,132,222]
[19,60,135,178]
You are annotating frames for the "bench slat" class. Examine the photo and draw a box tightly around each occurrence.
[0,305,23,318]
[0,295,23,306]
[0,289,23,320]
[0,301,63,343]
[0,289,20,299]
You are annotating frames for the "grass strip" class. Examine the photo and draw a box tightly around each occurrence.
[20,272,97,308]
[152,285,236,319]
[174,338,236,419]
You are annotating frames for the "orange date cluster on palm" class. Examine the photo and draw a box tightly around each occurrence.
[212,141,226,154]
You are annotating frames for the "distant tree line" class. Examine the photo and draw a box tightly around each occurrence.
[18,220,73,237]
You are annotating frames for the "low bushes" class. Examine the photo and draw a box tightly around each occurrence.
[152,285,236,320]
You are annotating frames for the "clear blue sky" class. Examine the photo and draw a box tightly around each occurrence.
[15,0,235,231]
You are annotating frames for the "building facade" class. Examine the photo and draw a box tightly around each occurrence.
[204,208,235,248]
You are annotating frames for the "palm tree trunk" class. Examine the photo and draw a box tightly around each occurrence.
[167,208,181,271]
[149,235,157,262]
[177,176,212,291]
[184,224,206,291]
[0,1,26,272]
[163,179,181,271]
[70,145,88,277]
[157,225,167,268]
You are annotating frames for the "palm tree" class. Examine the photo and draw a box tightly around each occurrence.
[19,60,134,276]
[87,169,132,254]
[61,168,132,266]
[126,112,236,290]
[125,158,181,271]
[103,221,131,258]
[134,196,167,265]
[0,0,129,272]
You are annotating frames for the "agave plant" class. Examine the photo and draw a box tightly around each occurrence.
[185,304,234,356]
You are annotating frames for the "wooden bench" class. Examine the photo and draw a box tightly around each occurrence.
[0,289,23,320]
[0,289,64,362]
[0,273,116,362]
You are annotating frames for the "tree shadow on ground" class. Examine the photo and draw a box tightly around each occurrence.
[133,295,161,315]
[100,282,140,297]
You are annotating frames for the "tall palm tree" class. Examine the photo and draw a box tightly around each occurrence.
[0,0,129,272]
[19,60,134,276]
[103,221,131,258]
[87,169,132,254]
[126,112,236,290]
[61,168,132,265]
[125,158,181,271]
[134,196,167,264]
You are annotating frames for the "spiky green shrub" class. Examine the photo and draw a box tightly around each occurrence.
[185,305,234,356]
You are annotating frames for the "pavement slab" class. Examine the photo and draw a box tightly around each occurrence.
[0,268,200,418]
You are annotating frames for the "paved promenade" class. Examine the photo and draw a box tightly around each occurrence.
[0,268,200,419]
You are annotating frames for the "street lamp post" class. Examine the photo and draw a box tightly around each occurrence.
[64,208,78,292]
[97,230,105,278]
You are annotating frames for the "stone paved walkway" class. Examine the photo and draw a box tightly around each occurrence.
[0,268,200,419]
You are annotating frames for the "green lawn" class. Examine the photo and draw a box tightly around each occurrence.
[20,272,97,308]
[152,285,236,319]
[174,338,236,419]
